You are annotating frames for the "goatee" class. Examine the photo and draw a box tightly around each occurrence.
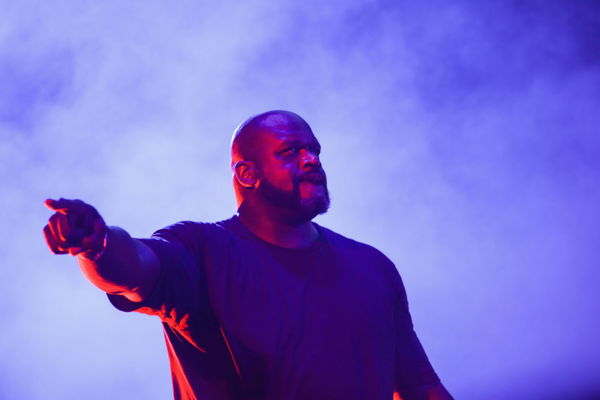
[259,178,330,223]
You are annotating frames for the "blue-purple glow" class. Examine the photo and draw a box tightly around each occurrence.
[1,1,599,399]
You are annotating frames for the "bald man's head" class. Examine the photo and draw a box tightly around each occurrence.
[231,110,313,166]
[230,110,329,220]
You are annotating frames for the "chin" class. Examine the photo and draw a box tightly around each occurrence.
[260,179,330,222]
[300,195,330,220]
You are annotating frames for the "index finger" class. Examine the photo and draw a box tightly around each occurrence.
[44,198,75,214]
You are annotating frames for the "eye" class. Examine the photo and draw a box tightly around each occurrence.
[280,147,300,156]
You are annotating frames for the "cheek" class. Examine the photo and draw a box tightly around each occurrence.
[275,175,296,191]
[260,164,296,190]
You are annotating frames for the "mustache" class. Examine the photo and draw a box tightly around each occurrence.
[297,170,327,184]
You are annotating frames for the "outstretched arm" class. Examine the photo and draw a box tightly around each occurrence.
[43,198,160,302]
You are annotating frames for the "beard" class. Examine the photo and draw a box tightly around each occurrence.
[259,176,330,223]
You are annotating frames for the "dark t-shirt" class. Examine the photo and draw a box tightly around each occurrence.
[109,216,439,399]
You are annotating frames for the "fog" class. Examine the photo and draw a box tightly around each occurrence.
[1,1,599,399]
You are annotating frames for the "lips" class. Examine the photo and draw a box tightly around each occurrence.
[299,172,326,184]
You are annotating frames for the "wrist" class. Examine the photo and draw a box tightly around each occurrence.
[81,228,109,261]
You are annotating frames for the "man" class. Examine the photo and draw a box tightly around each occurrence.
[43,110,453,399]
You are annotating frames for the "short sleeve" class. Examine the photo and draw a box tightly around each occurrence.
[107,221,210,330]
[394,273,441,396]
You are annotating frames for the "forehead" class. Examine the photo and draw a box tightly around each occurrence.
[255,115,319,148]
[261,126,319,147]
[232,111,320,162]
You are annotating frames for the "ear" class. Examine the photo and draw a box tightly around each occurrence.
[233,161,258,188]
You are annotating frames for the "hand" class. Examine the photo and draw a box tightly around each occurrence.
[43,198,108,259]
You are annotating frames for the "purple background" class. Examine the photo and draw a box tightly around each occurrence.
[2,1,599,399]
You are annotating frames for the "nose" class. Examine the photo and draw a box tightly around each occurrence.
[301,149,321,168]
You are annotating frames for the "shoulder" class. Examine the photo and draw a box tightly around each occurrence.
[318,224,406,294]
[153,220,220,239]
[317,224,396,268]
[150,217,238,249]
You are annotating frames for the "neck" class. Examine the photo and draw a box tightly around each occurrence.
[237,203,318,248]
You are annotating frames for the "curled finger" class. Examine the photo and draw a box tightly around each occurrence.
[54,212,72,243]
[43,225,68,254]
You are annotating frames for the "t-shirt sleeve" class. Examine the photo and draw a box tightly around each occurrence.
[393,272,441,396]
[107,221,210,328]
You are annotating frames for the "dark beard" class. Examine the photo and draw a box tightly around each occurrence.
[259,177,330,223]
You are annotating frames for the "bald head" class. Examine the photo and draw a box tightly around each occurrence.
[230,110,327,216]
[231,110,313,165]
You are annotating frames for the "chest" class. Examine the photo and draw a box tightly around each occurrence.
[210,243,396,361]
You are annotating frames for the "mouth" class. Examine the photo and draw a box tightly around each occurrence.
[298,172,326,184]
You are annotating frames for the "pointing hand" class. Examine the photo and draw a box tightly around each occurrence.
[43,198,108,259]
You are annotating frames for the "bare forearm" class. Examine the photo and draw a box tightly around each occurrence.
[77,226,159,302]
[43,198,161,302]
